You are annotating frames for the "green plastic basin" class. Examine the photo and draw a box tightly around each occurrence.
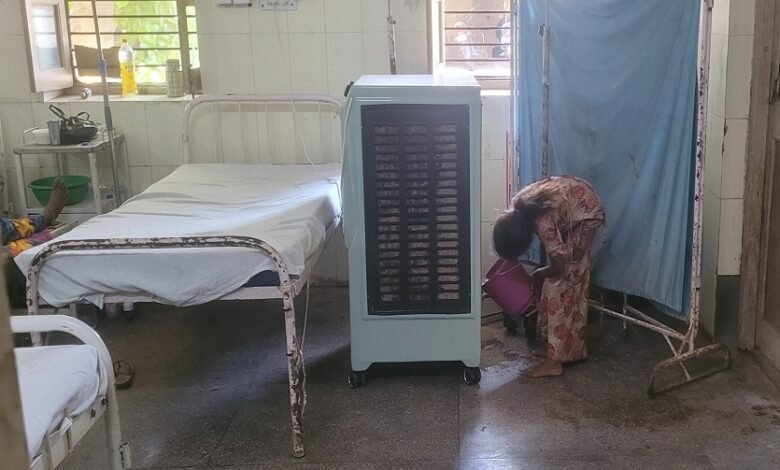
[29,175,91,206]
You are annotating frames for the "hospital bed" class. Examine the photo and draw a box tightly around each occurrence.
[12,315,129,470]
[14,94,343,458]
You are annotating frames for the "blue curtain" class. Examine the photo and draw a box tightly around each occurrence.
[517,0,700,315]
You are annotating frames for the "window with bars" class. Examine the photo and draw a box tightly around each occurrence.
[431,0,512,84]
[64,0,199,91]
[24,0,200,93]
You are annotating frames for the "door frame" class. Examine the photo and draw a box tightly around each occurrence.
[740,0,780,353]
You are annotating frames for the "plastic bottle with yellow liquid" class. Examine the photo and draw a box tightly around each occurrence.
[119,40,138,96]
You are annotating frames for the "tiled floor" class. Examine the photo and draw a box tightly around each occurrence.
[58,287,780,469]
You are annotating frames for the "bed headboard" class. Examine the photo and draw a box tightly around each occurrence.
[182,94,343,165]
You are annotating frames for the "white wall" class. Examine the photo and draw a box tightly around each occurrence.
[197,0,429,96]
[701,0,755,335]
[0,0,512,282]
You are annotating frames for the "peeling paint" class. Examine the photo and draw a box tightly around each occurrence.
[25,235,308,457]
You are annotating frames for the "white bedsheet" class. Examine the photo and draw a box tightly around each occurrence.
[16,345,106,460]
[15,163,342,307]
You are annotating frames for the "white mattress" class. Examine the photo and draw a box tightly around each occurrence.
[15,163,342,307]
[16,345,106,460]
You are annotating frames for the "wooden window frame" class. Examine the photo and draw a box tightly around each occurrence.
[22,0,75,92]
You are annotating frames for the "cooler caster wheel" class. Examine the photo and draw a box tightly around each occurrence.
[463,367,481,385]
[503,315,518,334]
[349,370,367,389]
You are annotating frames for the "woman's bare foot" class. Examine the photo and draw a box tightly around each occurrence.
[522,357,563,379]
[42,179,68,226]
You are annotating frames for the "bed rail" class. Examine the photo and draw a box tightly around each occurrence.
[12,315,129,470]
[25,235,308,457]
[22,94,344,458]
[181,94,343,164]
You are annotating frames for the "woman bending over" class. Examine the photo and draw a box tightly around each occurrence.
[493,175,605,378]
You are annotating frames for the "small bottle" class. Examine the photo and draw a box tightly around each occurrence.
[118,40,138,96]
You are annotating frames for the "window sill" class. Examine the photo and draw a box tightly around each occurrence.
[46,94,196,104]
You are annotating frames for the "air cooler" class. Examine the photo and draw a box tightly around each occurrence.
[342,75,482,387]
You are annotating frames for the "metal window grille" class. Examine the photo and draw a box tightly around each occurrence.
[65,0,198,87]
[435,0,511,80]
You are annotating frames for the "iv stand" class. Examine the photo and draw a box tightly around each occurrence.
[541,0,550,179]
[89,0,123,205]
[387,0,398,74]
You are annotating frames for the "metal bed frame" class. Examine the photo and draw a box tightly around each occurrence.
[24,94,343,458]
[13,315,129,470]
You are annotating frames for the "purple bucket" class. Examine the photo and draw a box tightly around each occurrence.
[482,259,535,319]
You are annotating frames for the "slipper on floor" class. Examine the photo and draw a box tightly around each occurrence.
[113,360,134,390]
